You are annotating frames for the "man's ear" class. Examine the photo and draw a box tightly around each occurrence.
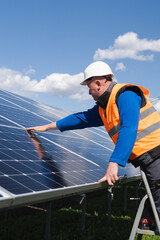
[95,80,101,91]
[95,80,101,87]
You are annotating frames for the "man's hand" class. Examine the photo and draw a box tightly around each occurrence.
[26,122,58,132]
[98,162,119,186]
[26,125,48,132]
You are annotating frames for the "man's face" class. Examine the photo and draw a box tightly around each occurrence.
[87,77,101,101]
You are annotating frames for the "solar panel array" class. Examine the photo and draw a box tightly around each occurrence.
[0,89,140,209]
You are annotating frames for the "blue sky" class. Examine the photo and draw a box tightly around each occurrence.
[0,0,160,112]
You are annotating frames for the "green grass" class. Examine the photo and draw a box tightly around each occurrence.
[0,183,160,240]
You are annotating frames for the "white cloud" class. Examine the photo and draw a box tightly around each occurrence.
[24,66,36,75]
[94,32,160,61]
[0,68,38,93]
[32,72,83,95]
[0,67,89,101]
[70,90,92,101]
[115,62,126,71]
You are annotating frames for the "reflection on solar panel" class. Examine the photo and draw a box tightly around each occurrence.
[0,89,140,209]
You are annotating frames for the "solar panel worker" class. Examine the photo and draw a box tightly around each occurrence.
[26,61,160,218]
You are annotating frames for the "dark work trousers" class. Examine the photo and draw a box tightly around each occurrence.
[143,157,160,218]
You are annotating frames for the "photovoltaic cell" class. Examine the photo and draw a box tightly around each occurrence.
[0,89,141,209]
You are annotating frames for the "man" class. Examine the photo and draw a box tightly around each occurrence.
[27,61,160,217]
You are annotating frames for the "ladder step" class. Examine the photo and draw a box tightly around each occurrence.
[137,228,156,235]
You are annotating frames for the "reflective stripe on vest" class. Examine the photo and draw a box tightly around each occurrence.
[108,124,121,138]
[99,83,160,160]
[108,106,160,138]
[136,121,160,141]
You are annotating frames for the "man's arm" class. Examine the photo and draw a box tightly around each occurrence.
[57,105,103,131]
[26,105,103,132]
[99,90,141,185]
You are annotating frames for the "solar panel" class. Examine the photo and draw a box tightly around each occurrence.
[0,89,141,209]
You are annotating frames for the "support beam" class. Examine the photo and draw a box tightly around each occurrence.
[123,184,127,216]
[107,186,113,221]
[45,202,52,240]
[80,194,86,231]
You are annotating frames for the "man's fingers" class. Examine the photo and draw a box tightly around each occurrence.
[115,175,119,181]
[26,127,39,132]
[98,176,107,183]
[111,175,119,183]
[26,127,34,131]
[98,176,114,186]
[98,175,119,185]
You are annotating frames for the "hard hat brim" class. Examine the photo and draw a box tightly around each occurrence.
[80,79,89,85]
[80,74,114,86]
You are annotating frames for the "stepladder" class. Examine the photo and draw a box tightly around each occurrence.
[129,168,160,240]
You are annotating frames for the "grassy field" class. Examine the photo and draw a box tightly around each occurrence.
[0,183,160,240]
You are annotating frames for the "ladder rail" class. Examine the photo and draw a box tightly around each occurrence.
[141,168,160,234]
[129,168,160,240]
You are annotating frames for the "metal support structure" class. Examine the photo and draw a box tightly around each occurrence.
[123,184,127,216]
[74,194,87,231]
[44,194,86,240]
[107,186,113,221]
[80,194,86,231]
[129,169,160,240]
[45,202,52,240]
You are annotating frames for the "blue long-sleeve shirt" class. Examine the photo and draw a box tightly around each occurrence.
[56,90,141,167]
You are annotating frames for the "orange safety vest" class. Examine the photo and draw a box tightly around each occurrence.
[99,83,160,161]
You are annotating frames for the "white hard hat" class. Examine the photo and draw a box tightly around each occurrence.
[80,61,114,85]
